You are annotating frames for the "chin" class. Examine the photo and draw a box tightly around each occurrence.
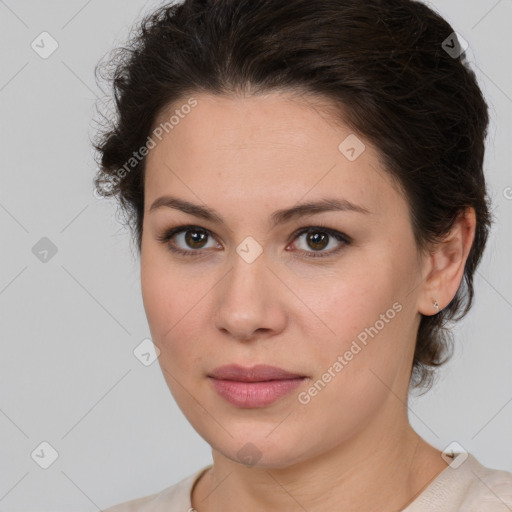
[208,432,316,470]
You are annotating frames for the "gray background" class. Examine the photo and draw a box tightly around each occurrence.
[0,0,511,510]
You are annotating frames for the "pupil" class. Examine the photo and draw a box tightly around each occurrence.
[186,230,206,248]
[308,232,328,250]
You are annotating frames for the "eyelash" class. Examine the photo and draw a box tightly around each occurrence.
[156,223,352,259]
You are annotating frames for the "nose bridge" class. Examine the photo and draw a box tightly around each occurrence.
[224,243,268,308]
[214,243,281,339]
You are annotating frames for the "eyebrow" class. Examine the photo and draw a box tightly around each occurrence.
[149,195,372,229]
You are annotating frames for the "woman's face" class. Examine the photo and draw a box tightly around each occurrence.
[141,91,428,468]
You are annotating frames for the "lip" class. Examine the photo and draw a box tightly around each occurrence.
[208,364,305,382]
[208,364,307,408]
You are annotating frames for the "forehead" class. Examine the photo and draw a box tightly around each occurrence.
[150,91,364,160]
[144,92,404,219]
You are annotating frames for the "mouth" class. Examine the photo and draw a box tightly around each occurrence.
[208,364,307,408]
[208,363,306,382]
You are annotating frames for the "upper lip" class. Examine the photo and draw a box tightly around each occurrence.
[208,364,306,382]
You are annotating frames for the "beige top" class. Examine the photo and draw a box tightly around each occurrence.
[101,453,512,511]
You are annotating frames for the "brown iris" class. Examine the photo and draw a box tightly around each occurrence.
[306,231,329,251]
[185,229,208,249]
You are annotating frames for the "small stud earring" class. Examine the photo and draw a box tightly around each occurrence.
[433,300,440,314]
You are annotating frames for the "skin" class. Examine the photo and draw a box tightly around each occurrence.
[140,91,476,512]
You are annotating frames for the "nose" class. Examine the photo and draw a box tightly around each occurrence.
[213,249,287,342]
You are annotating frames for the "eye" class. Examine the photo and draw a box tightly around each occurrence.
[288,226,351,258]
[156,224,351,258]
[156,225,220,257]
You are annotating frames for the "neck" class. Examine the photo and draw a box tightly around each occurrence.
[192,407,448,512]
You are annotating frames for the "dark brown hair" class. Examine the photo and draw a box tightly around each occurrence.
[92,0,493,393]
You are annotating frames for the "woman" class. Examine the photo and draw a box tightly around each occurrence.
[94,0,512,510]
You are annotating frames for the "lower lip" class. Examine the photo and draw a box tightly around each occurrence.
[209,377,306,407]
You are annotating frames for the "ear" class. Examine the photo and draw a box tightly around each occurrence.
[417,207,476,316]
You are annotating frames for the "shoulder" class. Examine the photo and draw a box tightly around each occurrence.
[405,453,512,512]
[460,456,512,510]
[100,465,212,512]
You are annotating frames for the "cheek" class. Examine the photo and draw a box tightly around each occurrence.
[307,263,399,338]
[141,257,169,337]
[295,279,408,441]
[300,258,410,384]
[141,249,188,345]
[140,252,212,374]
